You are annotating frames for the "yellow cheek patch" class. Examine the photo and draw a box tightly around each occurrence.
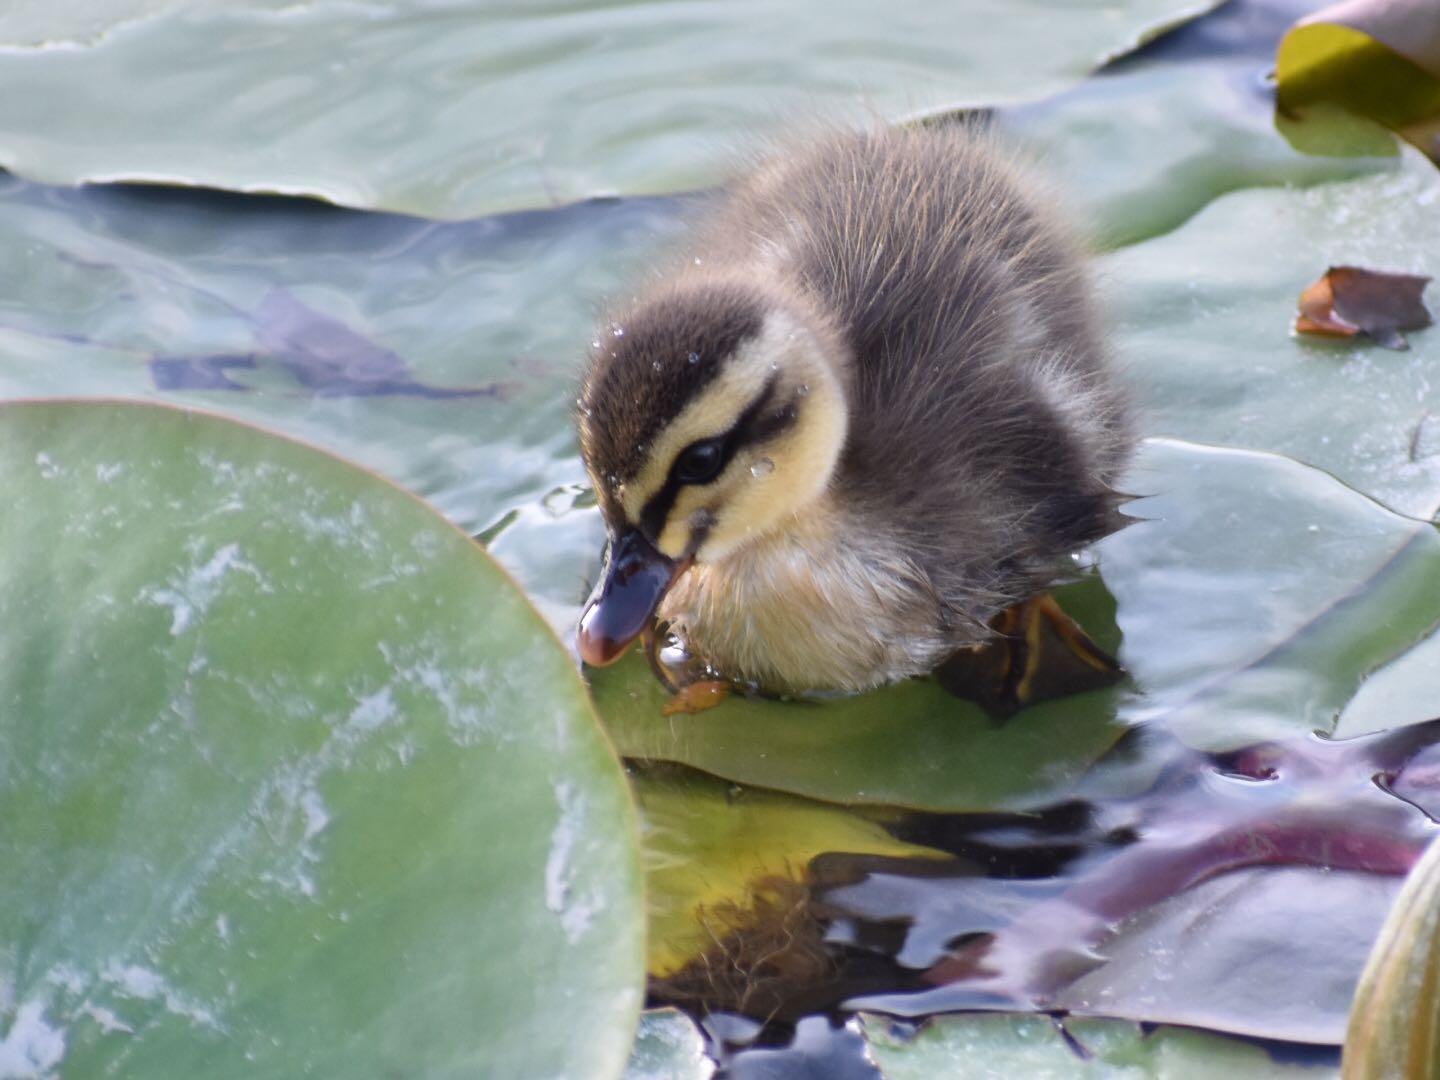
[628,308,850,560]
[696,386,846,562]
[618,335,787,523]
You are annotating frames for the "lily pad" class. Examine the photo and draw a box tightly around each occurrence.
[1336,627,1440,737]
[1099,439,1440,751]
[0,174,692,555]
[588,579,1127,815]
[1053,867,1400,1045]
[859,1012,1339,1078]
[624,1009,715,1080]
[848,718,1428,1044]
[1102,147,1440,520]
[995,59,1397,250]
[0,400,644,1077]
[0,0,1222,218]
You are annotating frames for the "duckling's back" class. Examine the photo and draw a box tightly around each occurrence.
[697,125,1130,617]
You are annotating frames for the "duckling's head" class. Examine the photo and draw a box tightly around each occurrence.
[575,274,850,666]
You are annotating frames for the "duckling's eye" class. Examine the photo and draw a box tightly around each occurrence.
[674,438,725,485]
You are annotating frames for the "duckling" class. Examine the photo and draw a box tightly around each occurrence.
[574,124,1131,697]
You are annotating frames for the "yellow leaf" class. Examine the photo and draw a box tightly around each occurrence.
[633,767,948,980]
[1276,5,1440,161]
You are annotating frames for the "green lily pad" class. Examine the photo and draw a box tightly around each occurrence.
[0,400,644,1077]
[860,1011,1339,1078]
[624,1009,715,1080]
[0,0,1220,218]
[592,434,1440,794]
[1337,626,1440,737]
[588,578,1126,815]
[996,60,1397,250]
[1103,146,1440,520]
[1100,439,1440,751]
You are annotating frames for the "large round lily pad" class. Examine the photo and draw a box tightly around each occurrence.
[0,400,644,1077]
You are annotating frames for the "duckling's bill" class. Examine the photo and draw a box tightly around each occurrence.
[577,529,690,666]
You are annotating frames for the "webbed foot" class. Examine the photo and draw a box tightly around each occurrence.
[933,593,1122,719]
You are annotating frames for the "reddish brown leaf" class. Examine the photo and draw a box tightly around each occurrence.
[1295,265,1433,350]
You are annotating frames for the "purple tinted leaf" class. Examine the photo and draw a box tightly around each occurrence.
[252,289,507,399]
[849,726,1434,1043]
[149,353,256,391]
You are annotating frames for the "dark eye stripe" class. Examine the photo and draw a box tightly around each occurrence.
[637,374,798,543]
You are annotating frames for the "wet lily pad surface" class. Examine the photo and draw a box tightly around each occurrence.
[4,0,1440,1075]
[0,0,1222,218]
[860,1012,1340,1078]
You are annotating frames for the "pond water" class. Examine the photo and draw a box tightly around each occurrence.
[2,0,1439,1075]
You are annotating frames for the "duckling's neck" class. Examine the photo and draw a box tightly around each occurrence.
[657,492,952,694]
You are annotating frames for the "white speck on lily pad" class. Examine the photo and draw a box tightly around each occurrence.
[101,963,222,1031]
[0,1001,65,1080]
[80,1006,131,1036]
[32,452,61,480]
[300,787,330,841]
[141,542,262,635]
[545,782,605,944]
[346,685,396,732]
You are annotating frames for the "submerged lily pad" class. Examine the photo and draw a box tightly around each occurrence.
[0,400,644,1077]
[0,0,1222,218]
[635,768,947,981]
[0,175,693,552]
[1052,867,1401,1045]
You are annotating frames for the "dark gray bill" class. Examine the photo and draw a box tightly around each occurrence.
[577,529,685,666]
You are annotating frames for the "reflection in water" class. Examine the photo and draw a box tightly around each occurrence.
[654,720,1437,1071]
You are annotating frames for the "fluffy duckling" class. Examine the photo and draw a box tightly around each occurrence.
[575,125,1130,696]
